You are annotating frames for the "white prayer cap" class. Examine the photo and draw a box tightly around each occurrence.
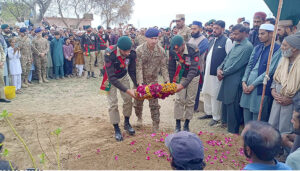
[50,27,55,30]
[260,24,274,31]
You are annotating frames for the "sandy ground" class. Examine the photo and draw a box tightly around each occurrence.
[0,73,247,170]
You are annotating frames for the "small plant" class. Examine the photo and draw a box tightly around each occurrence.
[1,147,15,170]
[0,110,37,169]
[52,128,62,169]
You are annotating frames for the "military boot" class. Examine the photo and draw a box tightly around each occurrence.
[87,71,91,79]
[24,79,30,86]
[42,75,49,83]
[22,82,28,88]
[124,117,135,135]
[91,72,96,78]
[175,119,181,133]
[136,117,143,127]
[38,75,43,84]
[183,119,190,132]
[113,124,123,141]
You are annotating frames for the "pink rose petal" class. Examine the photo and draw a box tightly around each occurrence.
[115,156,118,161]
[146,156,150,160]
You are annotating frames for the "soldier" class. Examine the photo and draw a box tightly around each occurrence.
[135,28,169,133]
[170,14,191,42]
[169,35,200,132]
[136,28,147,46]
[96,25,109,76]
[81,25,98,79]
[0,44,10,103]
[31,28,49,84]
[17,27,32,88]
[101,36,137,141]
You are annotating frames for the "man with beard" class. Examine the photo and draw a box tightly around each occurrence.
[187,21,209,113]
[200,20,233,126]
[286,94,300,169]
[204,19,216,41]
[277,20,294,44]
[241,121,291,170]
[240,24,282,124]
[17,27,33,87]
[170,14,191,42]
[249,12,266,46]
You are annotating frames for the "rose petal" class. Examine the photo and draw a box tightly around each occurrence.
[115,156,118,161]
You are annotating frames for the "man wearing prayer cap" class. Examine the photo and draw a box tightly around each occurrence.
[170,14,191,42]
[80,25,98,78]
[135,27,170,132]
[169,35,201,132]
[32,26,49,84]
[277,20,295,44]
[240,23,282,124]
[16,27,33,87]
[102,36,137,141]
[269,32,300,134]
[249,11,267,46]
[188,21,209,115]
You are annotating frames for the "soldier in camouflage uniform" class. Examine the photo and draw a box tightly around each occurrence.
[170,14,192,42]
[17,27,32,87]
[136,28,147,46]
[31,28,49,84]
[135,28,169,132]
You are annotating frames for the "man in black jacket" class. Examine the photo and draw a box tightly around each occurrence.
[102,36,137,141]
[169,35,200,132]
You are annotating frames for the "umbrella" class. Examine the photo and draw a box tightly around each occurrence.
[264,0,300,25]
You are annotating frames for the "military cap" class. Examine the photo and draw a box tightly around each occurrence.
[1,24,9,30]
[176,14,185,20]
[20,27,27,33]
[170,35,184,49]
[35,27,42,33]
[117,36,132,51]
[145,28,159,38]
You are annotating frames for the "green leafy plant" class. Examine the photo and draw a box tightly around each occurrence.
[0,110,37,169]
[1,148,15,170]
[52,128,62,169]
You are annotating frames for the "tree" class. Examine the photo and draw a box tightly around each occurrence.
[0,0,31,22]
[95,0,134,27]
[21,0,52,23]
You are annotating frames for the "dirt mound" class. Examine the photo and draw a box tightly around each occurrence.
[1,113,250,170]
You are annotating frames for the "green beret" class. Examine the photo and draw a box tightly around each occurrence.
[86,25,91,29]
[1,24,9,30]
[97,25,102,30]
[170,35,184,49]
[117,36,132,51]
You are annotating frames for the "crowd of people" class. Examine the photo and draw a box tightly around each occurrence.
[0,10,300,170]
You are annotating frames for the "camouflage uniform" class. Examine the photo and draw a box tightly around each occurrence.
[17,35,32,85]
[0,45,5,99]
[32,36,49,83]
[178,25,192,42]
[136,35,147,47]
[135,42,169,131]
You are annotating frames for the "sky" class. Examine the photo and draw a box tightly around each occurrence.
[92,0,273,29]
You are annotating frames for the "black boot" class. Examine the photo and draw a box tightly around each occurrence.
[124,117,135,135]
[113,124,123,141]
[175,119,181,133]
[91,72,96,78]
[183,119,190,132]
[87,71,90,79]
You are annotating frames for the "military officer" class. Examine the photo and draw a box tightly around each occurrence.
[135,28,169,133]
[17,27,33,87]
[31,28,49,84]
[102,36,137,141]
[169,35,200,132]
[96,25,109,75]
[170,14,192,42]
[80,25,98,78]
